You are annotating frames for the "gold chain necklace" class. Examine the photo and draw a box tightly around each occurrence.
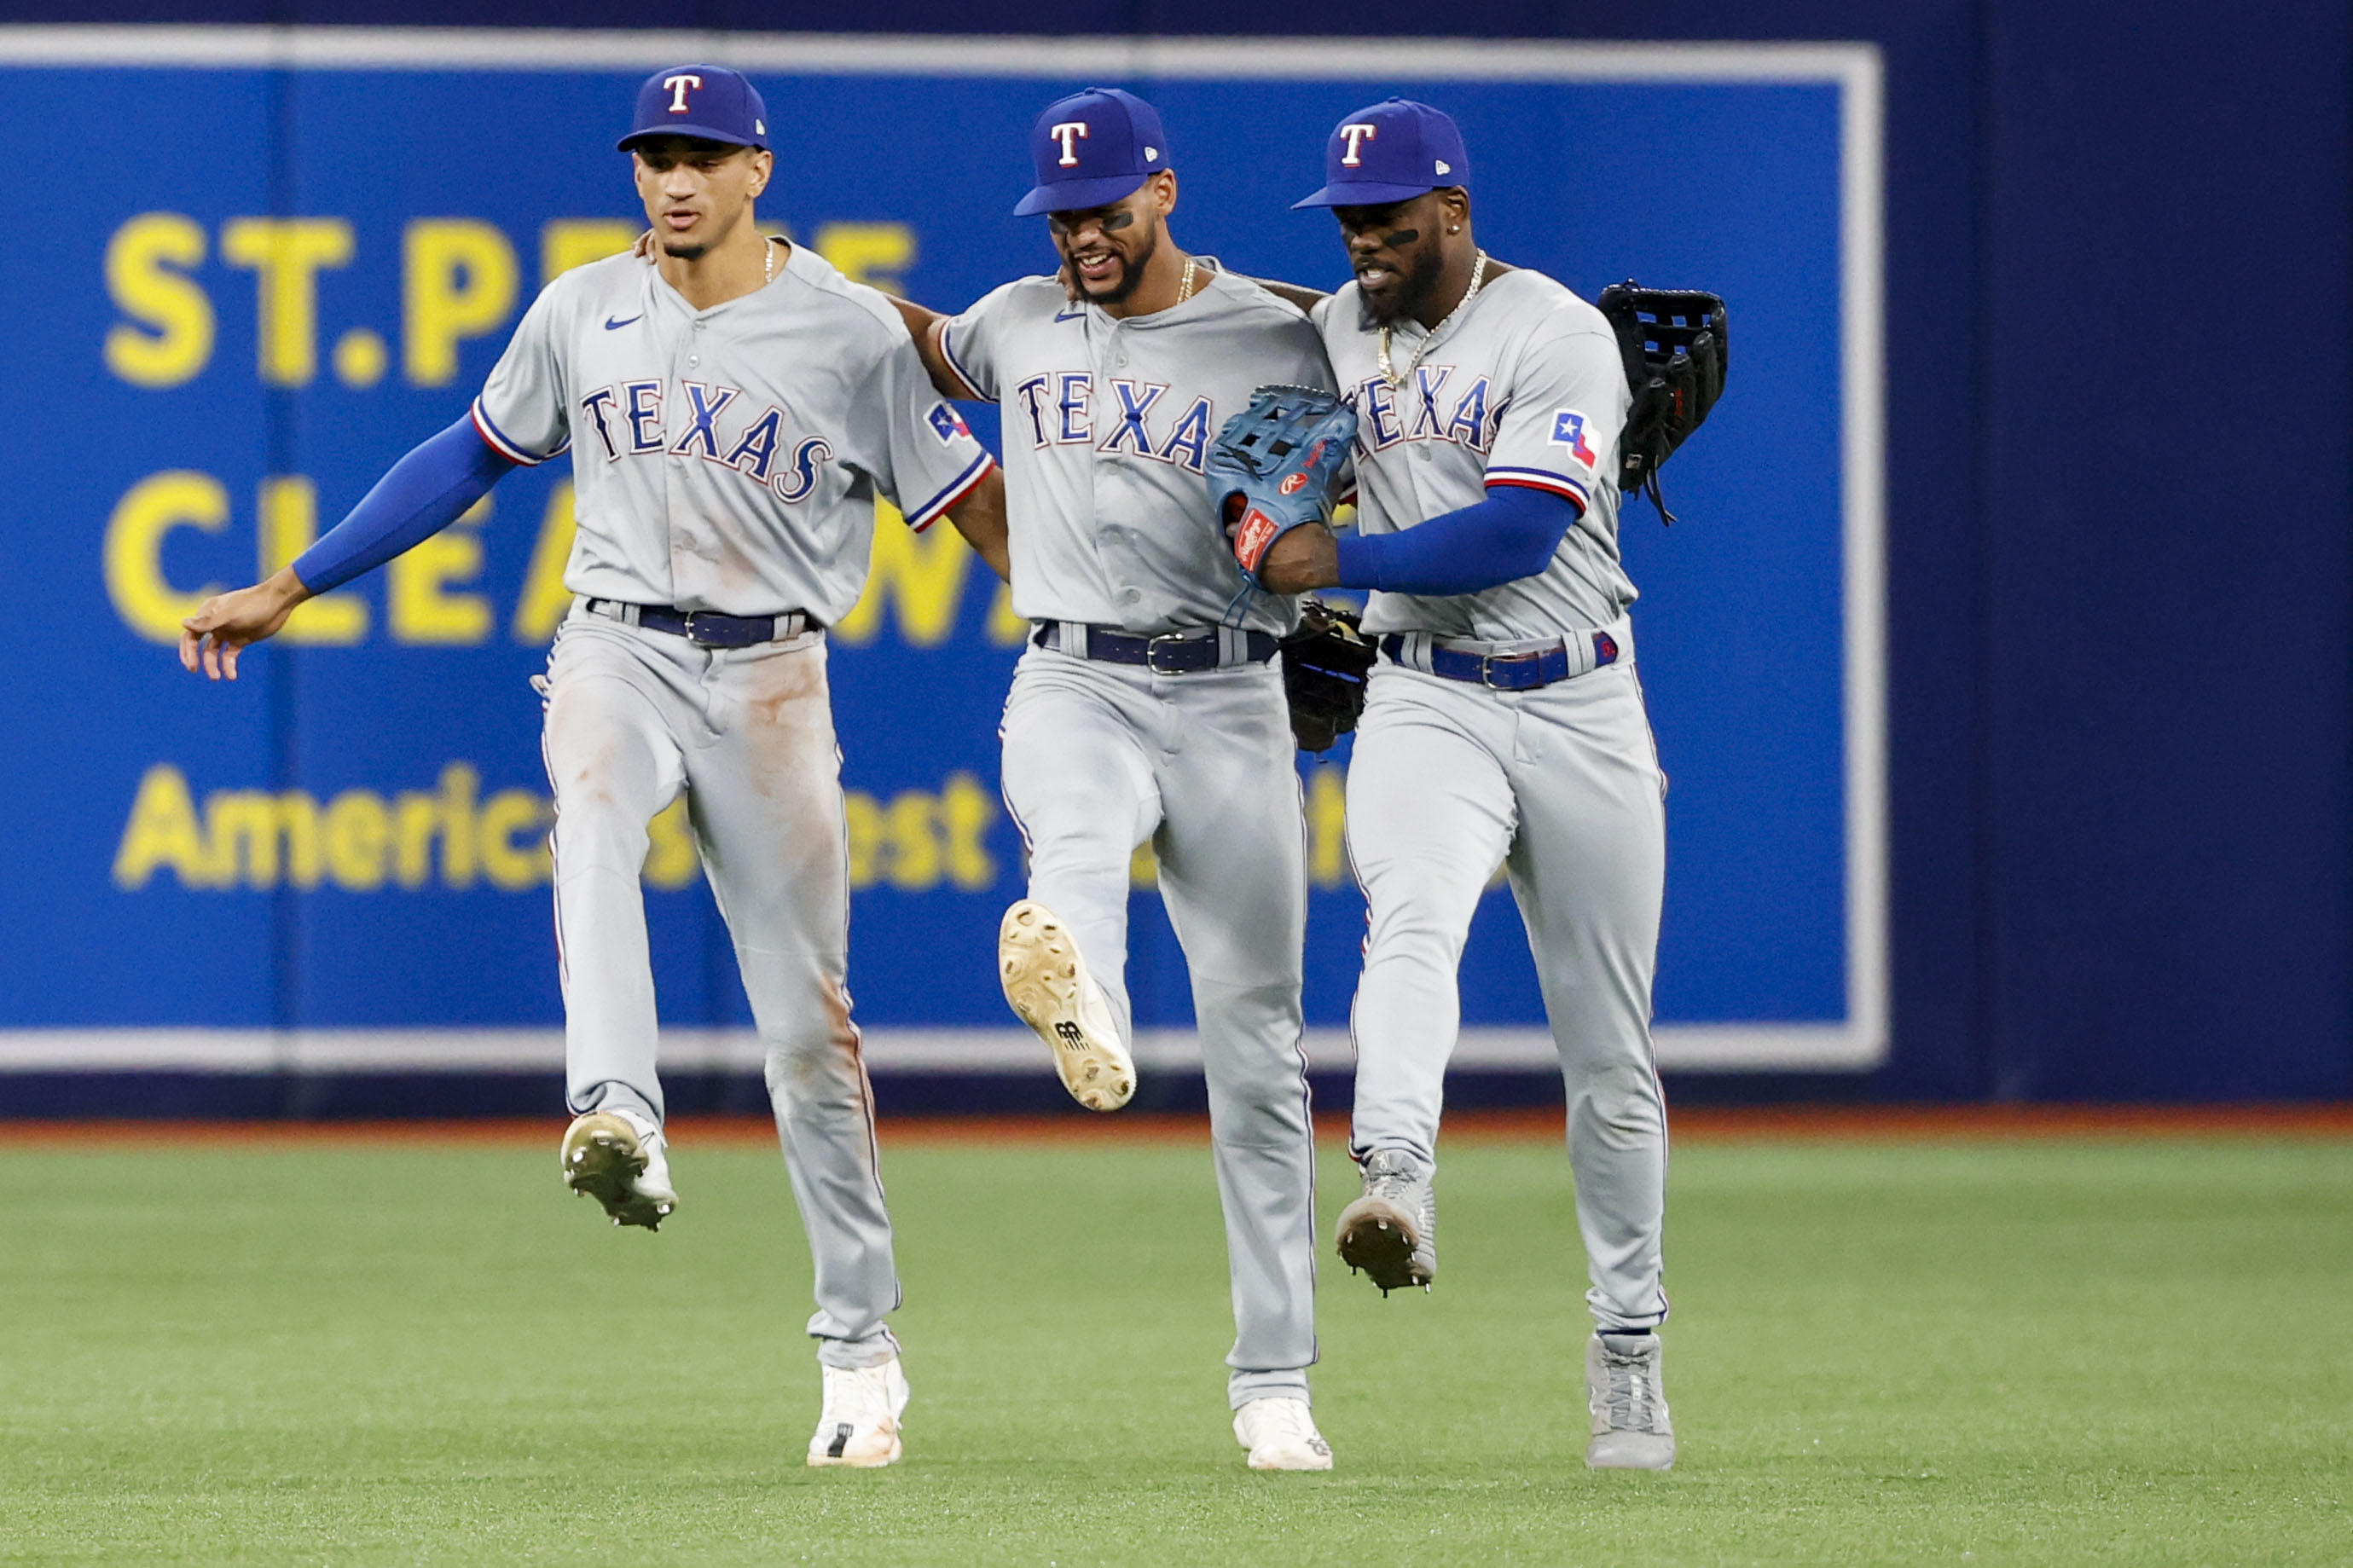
[1177,255,1199,304]
[762,236,778,285]
[1378,250,1487,391]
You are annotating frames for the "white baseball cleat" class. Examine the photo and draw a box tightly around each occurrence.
[558,1108,677,1230]
[998,899,1135,1112]
[1585,1331,1676,1470]
[1232,1397,1334,1472]
[807,1357,911,1468]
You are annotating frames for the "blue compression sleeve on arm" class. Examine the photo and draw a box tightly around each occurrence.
[1332,484,1578,597]
[290,414,519,593]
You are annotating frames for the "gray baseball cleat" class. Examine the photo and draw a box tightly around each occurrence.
[559,1108,677,1230]
[1585,1331,1676,1469]
[1333,1148,1435,1293]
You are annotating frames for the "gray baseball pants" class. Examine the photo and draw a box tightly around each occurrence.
[1343,639,1671,1331]
[540,605,901,1368]
[999,643,1319,1409]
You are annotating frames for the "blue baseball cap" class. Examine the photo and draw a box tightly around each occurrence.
[617,65,769,153]
[1292,98,1470,208]
[1014,88,1170,217]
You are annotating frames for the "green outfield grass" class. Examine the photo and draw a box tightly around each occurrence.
[1,1126,2346,1565]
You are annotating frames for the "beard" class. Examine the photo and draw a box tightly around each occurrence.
[1071,224,1160,306]
[1359,242,1449,327]
[660,240,710,261]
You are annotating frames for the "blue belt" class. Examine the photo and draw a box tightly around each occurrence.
[1380,630,1620,691]
[586,599,813,647]
[1035,622,1279,674]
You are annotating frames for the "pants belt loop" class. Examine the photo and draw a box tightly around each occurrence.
[1218,626,1245,666]
[1399,631,1434,674]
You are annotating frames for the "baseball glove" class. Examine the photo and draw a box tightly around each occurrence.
[1205,385,1358,589]
[1596,282,1729,524]
[1280,598,1377,754]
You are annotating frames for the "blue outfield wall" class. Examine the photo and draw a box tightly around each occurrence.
[0,41,1876,1085]
[0,0,2346,1104]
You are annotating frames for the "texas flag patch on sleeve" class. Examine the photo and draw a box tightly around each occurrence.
[1548,408,1598,470]
[928,403,972,443]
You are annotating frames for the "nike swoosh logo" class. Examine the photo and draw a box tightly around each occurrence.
[1054,308,1084,322]
[604,314,642,331]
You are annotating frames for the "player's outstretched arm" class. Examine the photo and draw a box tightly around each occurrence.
[178,412,519,680]
[942,466,1011,583]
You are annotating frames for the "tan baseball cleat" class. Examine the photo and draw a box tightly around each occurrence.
[998,899,1135,1112]
[558,1108,677,1230]
[807,1358,911,1468]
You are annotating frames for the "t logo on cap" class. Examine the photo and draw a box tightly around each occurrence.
[617,64,770,153]
[1293,98,1471,210]
[1013,88,1170,217]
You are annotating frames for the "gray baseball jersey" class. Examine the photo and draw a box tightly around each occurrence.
[940,267,1335,634]
[1312,269,1636,639]
[475,242,994,624]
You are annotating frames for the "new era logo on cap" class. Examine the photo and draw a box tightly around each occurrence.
[1293,98,1472,209]
[1015,87,1170,217]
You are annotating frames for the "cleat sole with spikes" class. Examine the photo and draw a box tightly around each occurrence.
[1333,1194,1433,1293]
[998,900,1135,1112]
[559,1112,675,1230]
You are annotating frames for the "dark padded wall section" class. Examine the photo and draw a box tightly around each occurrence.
[3,0,2344,1100]
[1980,0,2351,1096]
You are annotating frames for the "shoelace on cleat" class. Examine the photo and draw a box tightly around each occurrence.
[1359,1155,1434,1238]
[1597,1347,1665,1432]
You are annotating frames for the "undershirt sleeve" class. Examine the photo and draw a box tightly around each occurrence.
[290,414,519,593]
[1331,484,1576,597]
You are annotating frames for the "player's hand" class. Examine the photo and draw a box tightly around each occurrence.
[1247,521,1342,595]
[179,568,310,681]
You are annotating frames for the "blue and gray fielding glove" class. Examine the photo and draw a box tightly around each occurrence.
[1206,385,1358,589]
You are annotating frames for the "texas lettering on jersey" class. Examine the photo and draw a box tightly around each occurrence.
[1008,371,1218,474]
[1342,365,1504,457]
[572,375,965,506]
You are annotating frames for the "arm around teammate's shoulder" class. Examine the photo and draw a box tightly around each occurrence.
[884,294,971,401]
[178,414,519,680]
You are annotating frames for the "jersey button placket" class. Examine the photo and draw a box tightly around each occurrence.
[668,327,697,581]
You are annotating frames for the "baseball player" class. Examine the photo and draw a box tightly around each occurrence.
[889,88,1337,1471]
[177,66,1009,1470]
[1253,99,1678,1470]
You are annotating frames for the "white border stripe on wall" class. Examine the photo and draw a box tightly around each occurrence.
[0,1026,1870,1075]
[0,28,1886,1076]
